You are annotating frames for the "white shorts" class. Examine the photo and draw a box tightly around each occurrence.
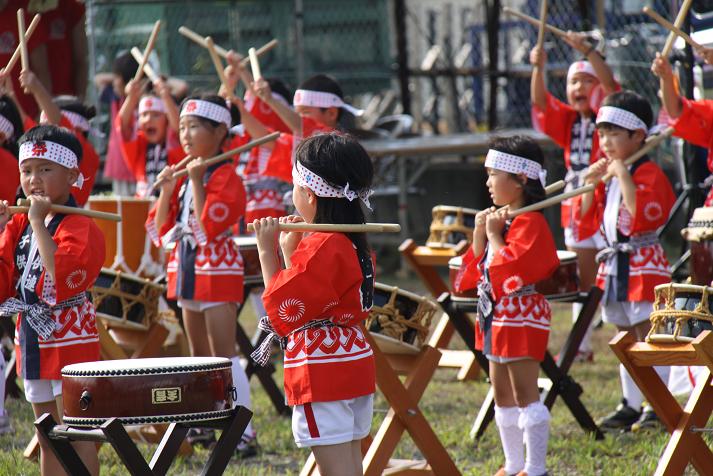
[178,299,229,312]
[486,354,529,364]
[24,379,62,403]
[292,394,374,448]
[564,227,606,249]
[602,300,653,328]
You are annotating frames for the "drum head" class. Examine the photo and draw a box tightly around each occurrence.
[62,357,231,376]
[233,236,258,248]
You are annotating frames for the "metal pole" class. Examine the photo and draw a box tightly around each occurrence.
[394,0,411,114]
[295,0,305,84]
[485,0,500,130]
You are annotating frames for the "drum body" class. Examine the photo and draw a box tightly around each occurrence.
[87,196,163,277]
[62,357,234,427]
[448,250,579,301]
[647,283,713,343]
[426,205,478,249]
[682,207,713,286]
[234,236,262,285]
[91,268,164,330]
[366,283,438,354]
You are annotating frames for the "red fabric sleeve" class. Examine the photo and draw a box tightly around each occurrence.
[669,98,713,172]
[145,181,182,246]
[452,246,484,293]
[57,116,96,206]
[619,162,675,236]
[488,213,559,301]
[531,92,575,150]
[167,146,184,167]
[0,215,24,302]
[0,149,19,203]
[262,234,357,336]
[113,114,145,181]
[263,132,294,183]
[571,182,606,241]
[194,164,246,244]
[62,0,86,28]
[37,216,105,305]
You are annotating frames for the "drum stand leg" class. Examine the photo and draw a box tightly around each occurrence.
[611,330,713,475]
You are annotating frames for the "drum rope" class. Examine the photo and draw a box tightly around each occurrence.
[366,292,438,347]
[647,283,713,342]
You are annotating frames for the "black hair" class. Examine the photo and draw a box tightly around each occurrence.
[267,77,293,104]
[298,74,344,121]
[0,95,24,156]
[597,90,653,140]
[180,93,231,147]
[112,51,139,86]
[295,132,374,255]
[488,135,546,208]
[53,95,95,138]
[19,125,83,164]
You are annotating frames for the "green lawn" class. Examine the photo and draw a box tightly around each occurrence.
[0,300,707,475]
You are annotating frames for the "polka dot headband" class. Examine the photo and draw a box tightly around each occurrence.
[19,140,85,188]
[596,106,647,132]
[567,61,598,82]
[139,96,166,115]
[484,149,547,186]
[293,89,364,117]
[40,110,90,132]
[180,99,231,128]
[292,160,373,210]
[0,114,14,140]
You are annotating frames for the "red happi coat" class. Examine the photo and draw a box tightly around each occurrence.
[452,212,559,361]
[572,158,674,302]
[0,212,104,379]
[262,232,376,405]
[262,116,333,183]
[0,149,19,203]
[147,162,246,302]
[669,98,713,205]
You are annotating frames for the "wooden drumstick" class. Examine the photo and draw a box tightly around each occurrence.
[661,0,692,58]
[239,40,279,67]
[643,7,702,52]
[130,47,160,83]
[134,20,162,83]
[246,222,401,233]
[544,180,565,195]
[17,10,29,72]
[248,47,261,81]
[502,7,568,41]
[1,13,40,74]
[536,0,548,49]
[205,36,232,99]
[178,26,230,58]
[15,199,122,222]
[508,127,674,218]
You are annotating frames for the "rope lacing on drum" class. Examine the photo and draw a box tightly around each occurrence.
[365,291,436,347]
[647,284,713,343]
[427,207,473,247]
[91,272,163,327]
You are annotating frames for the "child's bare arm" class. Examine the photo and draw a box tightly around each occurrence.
[20,69,61,125]
[118,79,144,140]
[564,32,617,94]
[529,46,547,110]
[651,52,682,118]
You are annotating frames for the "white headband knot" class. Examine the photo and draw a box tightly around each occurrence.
[180,99,231,128]
[292,160,373,210]
[138,96,166,115]
[485,149,547,187]
[0,114,14,140]
[596,106,648,132]
[293,89,364,117]
[19,140,85,189]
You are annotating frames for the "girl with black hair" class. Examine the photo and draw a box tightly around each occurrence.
[253,132,375,476]
[146,94,257,457]
[453,136,559,476]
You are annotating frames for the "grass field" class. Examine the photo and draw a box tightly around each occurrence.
[0,295,707,475]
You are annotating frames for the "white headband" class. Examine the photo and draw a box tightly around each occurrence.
[180,99,231,128]
[292,160,373,210]
[596,106,647,132]
[138,96,166,115]
[567,61,598,82]
[39,110,90,132]
[0,114,14,140]
[293,89,364,117]
[484,149,547,186]
[19,140,85,189]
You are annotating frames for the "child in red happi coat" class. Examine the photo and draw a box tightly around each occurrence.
[530,31,619,361]
[453,136,559,476]
[0,125,104,475]
[146,94,257,456]
[573,91,675,431]
[253,132,375,476]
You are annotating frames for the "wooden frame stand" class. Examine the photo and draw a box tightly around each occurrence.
[611,330,713,475]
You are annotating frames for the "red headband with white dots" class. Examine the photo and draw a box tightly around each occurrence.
[484,149,547,186]
[292,160,373,210]
[293,89,364,117]
[180,99,231,128]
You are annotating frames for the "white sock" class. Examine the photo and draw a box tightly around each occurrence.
[230,356,254,436]
[495,405,524,474]
[519,402,550,476]
[572,302,593,353]
[0,356,5,417]
[620,364,643,410]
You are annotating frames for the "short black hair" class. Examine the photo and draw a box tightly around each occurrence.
[53,95,96,123]
[298,74,344,120]
[112,50,139,86]
[267,77,293,104]
[488,135,546,208]
[0,95,24,155]
[598,90,653,131]
[19,125,83,164]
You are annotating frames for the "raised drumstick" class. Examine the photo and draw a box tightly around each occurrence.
[178,26,230,57]
[130,47,160,83]
[643,6,702,52]
[17,10,29,72]
[502,7,568,40]
[661,0,693,57]
[247,222,401,233]
[15,199,121,222]
[248,47,261,81]
[134,20,162,82]
[1,13,40,74]
[536,0,548,49]
[239,40,278,67]
[205,36,232,98]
